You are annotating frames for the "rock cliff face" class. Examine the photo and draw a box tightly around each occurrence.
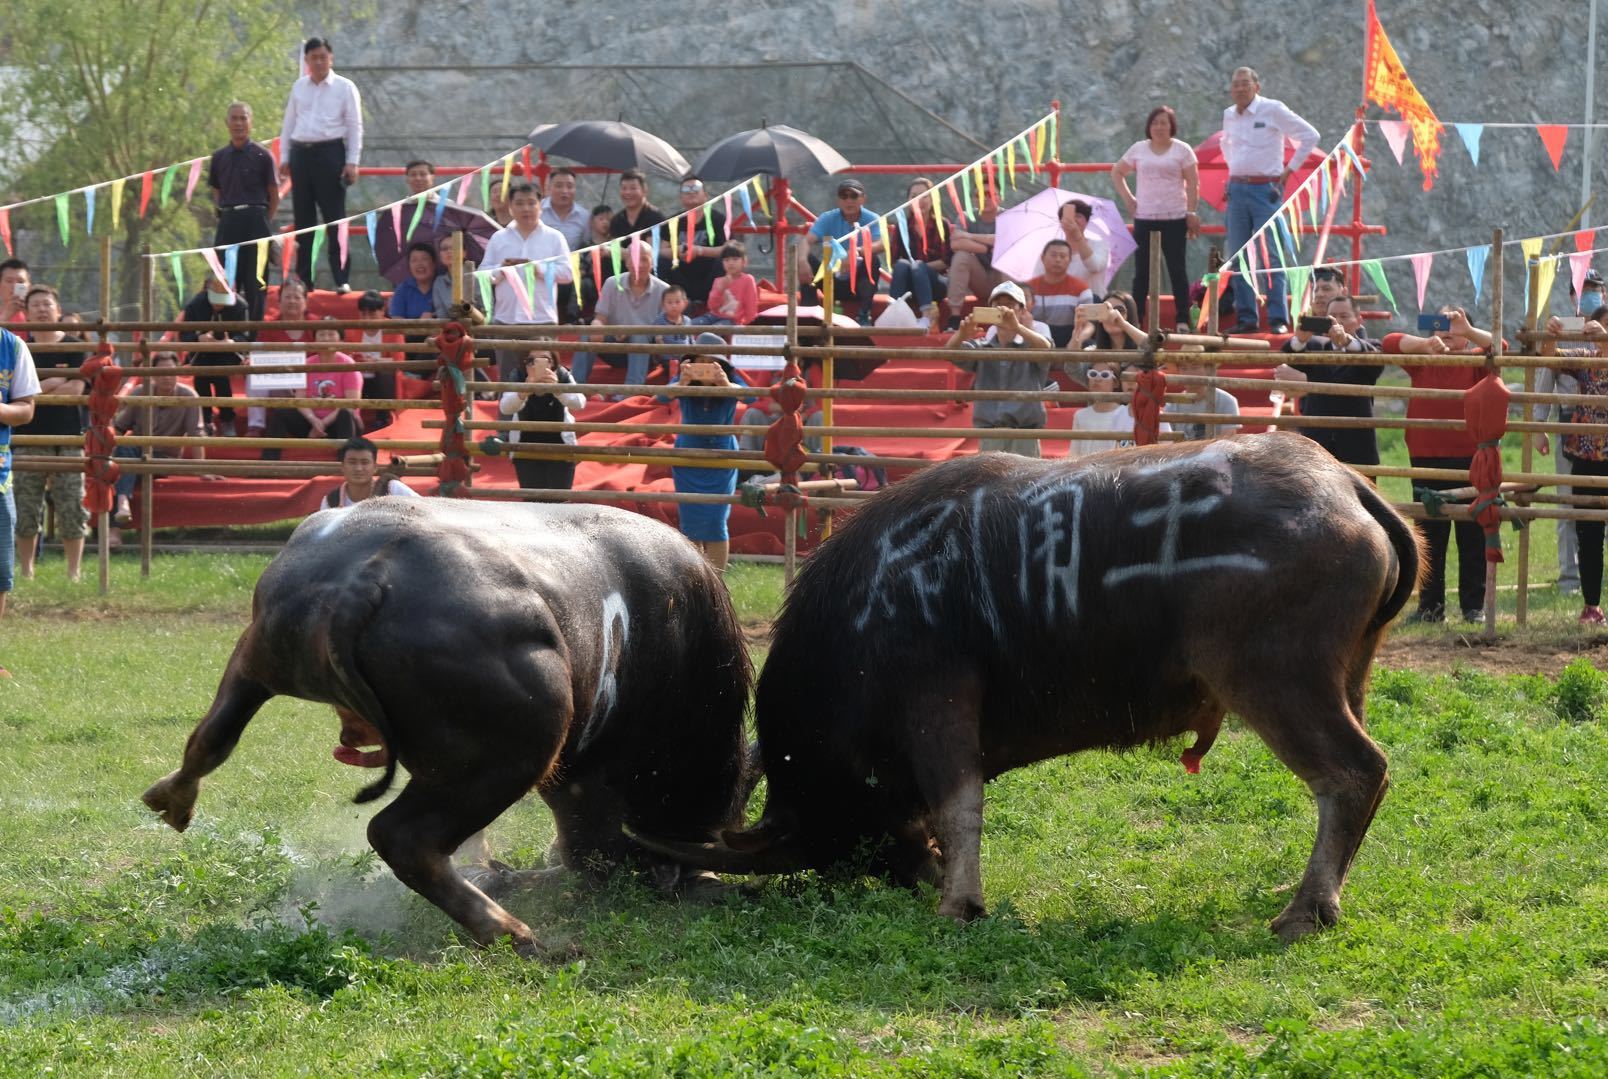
[332,0,1605,318]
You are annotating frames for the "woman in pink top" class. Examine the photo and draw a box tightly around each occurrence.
[1111,105,1199,331]
[697,241,759,326]
[264,316,361,458]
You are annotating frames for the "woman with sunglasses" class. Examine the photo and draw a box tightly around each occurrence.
[1068,361,1168,457]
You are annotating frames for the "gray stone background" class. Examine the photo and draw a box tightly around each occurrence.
[327,0,1606,325]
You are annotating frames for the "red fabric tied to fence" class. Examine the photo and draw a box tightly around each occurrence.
[433,322,475,496]
[1463,371,1510,562]
[1130,367,1168,446]
[79,345,123,514]
[763,361,810,507]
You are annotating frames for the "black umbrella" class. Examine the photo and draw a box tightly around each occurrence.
[691,124,851,182]
[527,121,691,180]
[373,199,500,285]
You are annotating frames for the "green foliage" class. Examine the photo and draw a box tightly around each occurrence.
[0,0,334,308]
[1550,657,1606,724]
[1,556,1606,1074]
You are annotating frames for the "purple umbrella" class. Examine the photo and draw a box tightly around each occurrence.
[991,188,1135,290]
[373,199,501,285]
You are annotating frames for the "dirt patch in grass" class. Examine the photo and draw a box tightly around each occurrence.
[1377,629,1608,676]
[741,618,772,650]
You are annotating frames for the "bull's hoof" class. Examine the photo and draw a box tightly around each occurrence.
[141,772,198,832]
[1270,896,1341,943]
[937,893,986,923]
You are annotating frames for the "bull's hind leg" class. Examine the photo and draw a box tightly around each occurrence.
[142,645,273,832]
[903,673,987,921]
[1224,677,1389,943]
[368,773,571,960]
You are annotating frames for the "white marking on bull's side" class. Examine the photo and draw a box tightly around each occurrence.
[968,487,1004,637]
[581,592,630,751]
[311,511,344,541]
[1021,476,1086,622]
[1102,474,1266,587]
[853,501,962,631]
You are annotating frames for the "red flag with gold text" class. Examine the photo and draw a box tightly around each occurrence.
[1364,0,1442,190]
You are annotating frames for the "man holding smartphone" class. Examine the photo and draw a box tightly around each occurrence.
[279,36,363,292]
[944,281,1053,456]
[1274,294,1382,466]
[1,260,30,325]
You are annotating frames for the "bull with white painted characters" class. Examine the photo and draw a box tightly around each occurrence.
[638,434,1421,943]
[142,498,751,958]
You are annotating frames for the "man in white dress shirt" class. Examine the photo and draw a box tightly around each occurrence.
[279,37,363,291]
[1220,67,1318,334]
[479,181,574,379]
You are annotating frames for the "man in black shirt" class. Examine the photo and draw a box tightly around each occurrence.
[179,281,250,434]
[661,175,726,310]
[1274,294,1382,466]
[208,102,280,320]
[12,285,88,582]
[607,169,667,248]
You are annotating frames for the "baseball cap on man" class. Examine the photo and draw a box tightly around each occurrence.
[836,178,866,196]
[989,281,1026,305]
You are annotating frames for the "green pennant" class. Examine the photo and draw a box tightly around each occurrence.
[960,169,974,217]
[160,165,177,208]
[1285,266,1312,314]
[476,271,492,313]
[1049,113,1059,160]
[54,193,70,246]
[406,195,426,241]
[609,239,622,277]
[1018,135,1036,177]
[310,226,326,273]
[702,201,715,245]
[521,262,537,303]
[1362,259,1397,311]
[169,253,185,298]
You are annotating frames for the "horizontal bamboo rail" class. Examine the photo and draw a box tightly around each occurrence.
[465,487,866,511]
[450,418,1177,442]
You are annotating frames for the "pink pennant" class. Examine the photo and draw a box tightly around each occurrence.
[1257,233,1272,288]
[457,171,473,203]
[1410,253,1434,311]
[270,137,281,168]
[1576,229,1595,253]
[185,159,203,201]
[1537,125,1569,171]
[862,224,876,283]
[1571,252,1594,310]
[337,220,350,268]
[390,202,403,245]
[848,231,859,291]
[685,210,696,262]
[1377,120,1410,165]
[280,235,295,279]
[138,171,153,217]
[0,208,10,255]
[722,191,733,240]
[200,247,234,300]
[502,266,534,318]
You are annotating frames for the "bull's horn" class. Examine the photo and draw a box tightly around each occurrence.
[626,824,810,877]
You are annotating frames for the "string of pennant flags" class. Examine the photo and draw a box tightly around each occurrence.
[463,174,775,320]
[815,111,1059,289]
[1369,118,1588,173]
[0,141,282,257]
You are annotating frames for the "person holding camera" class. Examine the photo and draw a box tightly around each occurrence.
[178,278,250,435]
[944,281,1053,456]
[661,333,751,571]
[1273,294,1383,467]
[498,347,588,491]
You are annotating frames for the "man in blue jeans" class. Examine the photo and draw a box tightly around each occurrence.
[1220,67,1318,334]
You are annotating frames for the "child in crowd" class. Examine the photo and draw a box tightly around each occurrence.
[696,243,759,326]
[264,317,361,458]
[663,332,752,571]
[353,289,395,429]
[1069,361,1145,457]
[656,285,696,350]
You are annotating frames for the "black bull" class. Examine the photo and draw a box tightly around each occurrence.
[640,435,1421,942]
[143,499,752,958]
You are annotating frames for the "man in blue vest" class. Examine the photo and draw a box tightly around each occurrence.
[0,325,42,678]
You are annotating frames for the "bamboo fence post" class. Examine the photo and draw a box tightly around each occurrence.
[139,248,155,578]
[1480,228,1505,639]
[1146,229,1163,332]
[1517,244,1541,625]
[96,235,112,596]
[451,231,465,305]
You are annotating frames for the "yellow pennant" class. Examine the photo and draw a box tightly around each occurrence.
[752,177,770,218]
[256,238,269,287]
[111,177,126,229]
[880,216,892,263]
[929,188,946,240]
[500,154,514,201]
[1005,143,1018,190]
[1535,253,1559,305]
[1035,121,1048,166]
[569,251,582,294]
[971,164,985,210]
[667,215,680,267]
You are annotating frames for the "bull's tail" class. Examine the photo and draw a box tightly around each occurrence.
[1352,472,1424,631]
[326,555,399,804]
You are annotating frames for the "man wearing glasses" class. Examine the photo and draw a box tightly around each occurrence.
[798,178,882,325]
[663,175,726,311]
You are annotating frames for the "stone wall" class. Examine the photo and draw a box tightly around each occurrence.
[328,0,1607,320]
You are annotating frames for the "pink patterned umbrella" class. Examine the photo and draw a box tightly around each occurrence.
[992,188,1136,289]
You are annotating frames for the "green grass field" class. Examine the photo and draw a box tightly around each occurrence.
[2,551,1607,1076]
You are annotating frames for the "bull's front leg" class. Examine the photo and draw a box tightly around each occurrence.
[142,652,273,832]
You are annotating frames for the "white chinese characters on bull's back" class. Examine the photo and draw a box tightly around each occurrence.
[639,434,1421,943]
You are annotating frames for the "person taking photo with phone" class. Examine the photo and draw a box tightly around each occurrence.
[498,346,588,492]
[944,281,1053,456]
[661,333,752,571]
